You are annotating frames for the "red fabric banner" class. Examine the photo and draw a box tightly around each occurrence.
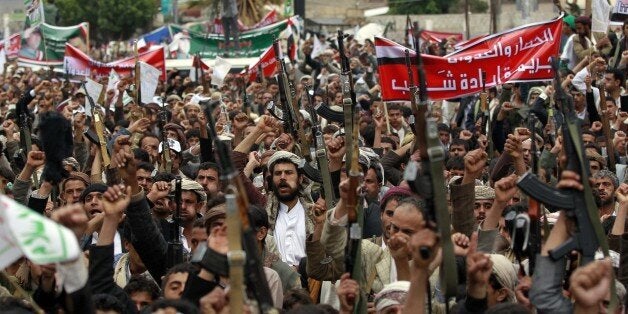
[420,30,463,43]
[64,44,166,80]
[376,17,562,101]
[247,46,277,82]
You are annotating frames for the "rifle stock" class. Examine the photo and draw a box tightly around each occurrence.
[597,78,616,171]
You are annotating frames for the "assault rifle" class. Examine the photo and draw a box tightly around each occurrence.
[597,73,616,172]
[15,89,38,187]
[403,39,458,302]
[304,83,336,209]
[166,176,183,268]
[338,30,366,313]
[271,40,322,183]
[158,97,173,173]
[517,58,611,265]
[204,106,275,313]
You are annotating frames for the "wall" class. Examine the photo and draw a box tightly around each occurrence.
[366,2,559,41]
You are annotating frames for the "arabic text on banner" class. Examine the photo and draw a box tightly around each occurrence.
[376,16,562,101]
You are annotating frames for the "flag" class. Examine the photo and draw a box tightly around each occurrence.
[247,46,276,82]
[211,57,232,86]
[285,18,298,62]
[420,30,464,44]
[139,62,161,104]
[592,0,612,32]
[405,15,414,48]
[65,44,166,80]
[0,195,81,269]
[189,54,210,82]
[376,16,563,101]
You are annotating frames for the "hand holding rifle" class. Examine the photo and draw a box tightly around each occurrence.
[337,273,359,314]
[111,135,138,191]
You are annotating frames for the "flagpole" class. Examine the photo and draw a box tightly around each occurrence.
[86,22,90,56]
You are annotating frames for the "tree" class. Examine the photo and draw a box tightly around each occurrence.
[55,0,157,43]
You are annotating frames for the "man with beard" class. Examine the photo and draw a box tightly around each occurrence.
[265,150,314,268]
[195,162,221,200]
[593,170,620,234]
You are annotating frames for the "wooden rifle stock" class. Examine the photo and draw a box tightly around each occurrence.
[597,79,616,171]
[82,82,111,168]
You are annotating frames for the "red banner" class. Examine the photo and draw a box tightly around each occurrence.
[376,17,562,101]
[0,34,21,59]
[246,46,277,82]
[64,44,166,80]
[421,30,463,43]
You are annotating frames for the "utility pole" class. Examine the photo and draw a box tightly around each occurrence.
[490,0,498,34]
[465,0,470,39]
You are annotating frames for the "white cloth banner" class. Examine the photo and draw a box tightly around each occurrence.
[592,0,612,33]
[211,56,232,87]
[0,195,81,269]
[139,61,161,104]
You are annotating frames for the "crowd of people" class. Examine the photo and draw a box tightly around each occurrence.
[1,8,628,314]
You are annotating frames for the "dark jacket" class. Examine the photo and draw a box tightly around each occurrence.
[89,243,137,313]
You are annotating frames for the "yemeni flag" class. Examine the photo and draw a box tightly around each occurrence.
[284,16,301,63]
[190,54,210,82]
[405,15,414,48]
[246,46,276,82]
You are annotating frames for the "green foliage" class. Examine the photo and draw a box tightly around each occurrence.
[56,0,157,43]
[388,0,488,14]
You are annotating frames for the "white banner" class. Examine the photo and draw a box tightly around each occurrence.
[0,196,81,269]
[139,61,161,104]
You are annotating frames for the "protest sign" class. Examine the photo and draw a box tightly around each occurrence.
[376,16,562,101]
[64,44,166,80]
[169,18,292,59]
[19,22,89,65]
